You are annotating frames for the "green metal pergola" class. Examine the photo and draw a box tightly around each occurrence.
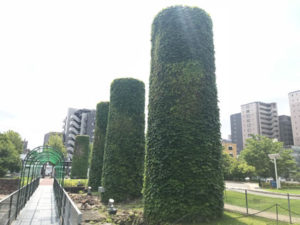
[19,145,66,188]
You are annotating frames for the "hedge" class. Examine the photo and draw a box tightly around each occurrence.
[143,6,224,224]
[71,135,90,179]
[88,102,109,191]
[101,78,145,203]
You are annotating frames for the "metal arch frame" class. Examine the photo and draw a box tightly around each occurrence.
[21,145,66,185]
[16,146,66,217]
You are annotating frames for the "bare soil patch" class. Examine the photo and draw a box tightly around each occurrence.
[68,193,144,225]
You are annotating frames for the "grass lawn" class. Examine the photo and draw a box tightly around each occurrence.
[183,211,291,225]
[224,190,300,219]
[263,188,300,195]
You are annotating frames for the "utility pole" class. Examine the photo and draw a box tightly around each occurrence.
[268,153,281,189]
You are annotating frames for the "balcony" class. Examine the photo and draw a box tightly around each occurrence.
[68,133,76,140]
[70,114,81,123]
[67,147,73,153]
[68,140,75,146]
[69,127,79,135]
[70,121,80,129]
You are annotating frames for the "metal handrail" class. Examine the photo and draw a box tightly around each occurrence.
[0,178,39,225]
[53,178,82,225]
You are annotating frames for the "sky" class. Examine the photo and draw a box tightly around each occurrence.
[0,0,299,149]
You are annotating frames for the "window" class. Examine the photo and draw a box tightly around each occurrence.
[228,146,233,150]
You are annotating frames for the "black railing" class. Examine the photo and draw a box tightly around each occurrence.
[53,178,82,225]
[0,178,40,225]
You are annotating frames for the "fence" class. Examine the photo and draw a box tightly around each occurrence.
[53,178,82,225]
[0,178,40,225]
[225,188,300,224]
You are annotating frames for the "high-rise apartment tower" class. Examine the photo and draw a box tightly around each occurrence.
[289,90,300,146]
[230,113,243,154]
[63,108,96,160]
[279,115,294,147]
[241,102,279,146]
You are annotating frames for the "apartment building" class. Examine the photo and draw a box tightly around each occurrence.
[241,102,279,146]
[222,139,237,158]
[279,115,294,147]
[63,108,96,160]
[230,113,244,154]
[289,90,300,146]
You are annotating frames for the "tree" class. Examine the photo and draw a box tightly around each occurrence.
[240,135,296,179]
[71,135,90,179]
[222,152,255,181]
[46,134,66,156]
[143,6,223,224]
[101,78,145,203]
[0,133,21,177]
[4,130,23,154]
[88,102,109,191]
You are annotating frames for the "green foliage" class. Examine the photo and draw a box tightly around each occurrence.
[88,102,109,191]
[4,130,23,154]
[46,134,67,156]
[0,132,22,177]
[63,179,88,187]
[143,6,223,224]
[240,135,296,179]
[71,135,90,179]
[102,78,145,203]
[222,152,255,181]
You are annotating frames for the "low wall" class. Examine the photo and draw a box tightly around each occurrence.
[0,178,19,194]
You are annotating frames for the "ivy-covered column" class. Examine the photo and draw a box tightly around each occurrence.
[101,78,145,203]
[88,102,109,191]
[143,6,224,224]
[71,135,90,179]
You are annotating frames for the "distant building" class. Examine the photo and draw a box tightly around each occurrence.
[279,115,294,147]
[222,139,237,158]
[63,108,96,160]
[230,113,243,154]
[289,90,300,146]
[291,146,300,167]
[241,102,279,146]
[43,132,63,146]
[22,139,30,155]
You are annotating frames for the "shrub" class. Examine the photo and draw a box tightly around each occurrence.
[102,78,145,203]
[71,136,90,179]
[88,102,109,191]
[143,6,224,224]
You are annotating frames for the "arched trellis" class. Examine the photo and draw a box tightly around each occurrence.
[19,145,66,188]
[14,146,68,220]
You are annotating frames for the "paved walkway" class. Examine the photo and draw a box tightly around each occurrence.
[12,178,59,225]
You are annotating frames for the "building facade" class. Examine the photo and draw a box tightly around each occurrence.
[230,113,244,154]
[222,139,237,158]
[279,115,294,147]
[241,102,279,146]
[63,108,96,160]
[289,90,300,146]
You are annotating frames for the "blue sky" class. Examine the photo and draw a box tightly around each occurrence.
[0,0,299,148]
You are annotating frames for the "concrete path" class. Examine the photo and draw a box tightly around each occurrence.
[12,178,59,225]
